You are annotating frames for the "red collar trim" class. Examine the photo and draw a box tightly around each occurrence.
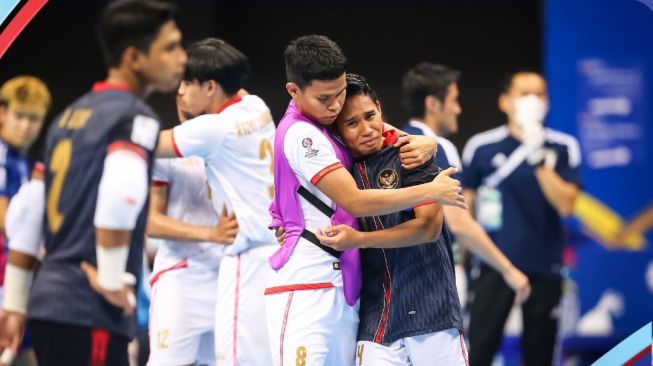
[382,126,399,146]
[216,95,243,114]
[92,81,132,93]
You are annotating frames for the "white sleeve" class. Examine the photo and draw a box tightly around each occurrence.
[283,122,343,186]
[171,114,227,160]
[152,158,170,185]
[6,178,44,257]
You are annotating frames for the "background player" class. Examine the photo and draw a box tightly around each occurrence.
[400,62,530,305]
[0,1,186,364]
[0,75,50,366]
[146,93,238,366]
[155,38,276,365]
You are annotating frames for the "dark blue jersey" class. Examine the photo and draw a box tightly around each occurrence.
[461,125,582,276]
[353,144,463,344]
[28,82,160,338]
[402,120,463,181]
[0,140,31,199]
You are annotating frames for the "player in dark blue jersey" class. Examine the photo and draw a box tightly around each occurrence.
[316,73,468,365]
[0,1,186,365]
[401,63,530,308]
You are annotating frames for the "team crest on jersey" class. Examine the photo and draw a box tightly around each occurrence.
[377,168,398,189]
[301,136,319,158]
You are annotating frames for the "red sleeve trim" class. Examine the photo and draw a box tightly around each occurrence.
[171,129,183,158]
[310,162,344,185]
[412,200,436,209]
[108,141,147,161]
[151,180,169,187]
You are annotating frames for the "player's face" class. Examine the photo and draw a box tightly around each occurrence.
[288,73,347,126]
[139,20,187,94]
[334,94,384,158]
[0,106,45,150]
[500,72,548,121]
[435,83,462,136]
[177,79,212,121]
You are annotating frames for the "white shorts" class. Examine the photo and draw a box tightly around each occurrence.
[265,284,359,366]
[356,328,469,366]
[215,245,275,366]
[148,262,218,366]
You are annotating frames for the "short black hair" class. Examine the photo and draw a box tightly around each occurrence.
[284,35,347,89]
[96,0,178,68]
[401,62,461,118]
[184,38,250,96]
[345,73,379,104]
[501,67,542,94]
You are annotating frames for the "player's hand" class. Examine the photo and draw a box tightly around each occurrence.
[209,207,239,244]
[430,167,467,209]
[80,261,136,317]
[0,310,26,365]
[315,224,362,250]
[275,226,287,246]
[502,266,531,304]
[394,134,437,170]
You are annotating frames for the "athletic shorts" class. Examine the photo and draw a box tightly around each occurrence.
[148,262,218,366]
[266,283,359,366]
[215,245,276,366]
[356,328,469,366]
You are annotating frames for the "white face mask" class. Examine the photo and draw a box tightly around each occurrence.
[513,94,548,128]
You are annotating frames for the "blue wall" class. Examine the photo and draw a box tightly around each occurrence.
[545,0,653,338]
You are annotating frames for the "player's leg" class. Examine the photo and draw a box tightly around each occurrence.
[148,268,215,366]
[467,266,515,366]
[354,339,409,366]
[215,246,274,365]
[323,287,358,366]
[266,286,357,366]
[196,330,216,366]
[521,273,562,366]
[404,328,469,366]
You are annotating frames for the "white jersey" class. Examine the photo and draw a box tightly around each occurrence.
[270,121,345,288]
[172,95,277,255]
[151,156,225,273]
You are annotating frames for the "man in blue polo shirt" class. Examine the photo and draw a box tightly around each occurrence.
[461,70,581,366]
[401,62,530,307]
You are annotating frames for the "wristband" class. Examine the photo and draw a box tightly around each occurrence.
[97,244,129,291]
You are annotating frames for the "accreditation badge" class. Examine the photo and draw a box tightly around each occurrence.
[476,185,503,232]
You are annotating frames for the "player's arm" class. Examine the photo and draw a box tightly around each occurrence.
[0,172,45,360]
[316,202,444,249]
[443,203,531,303]
[90,143,149,315]
[155,129,177,158]
[155,114,224,160]
[534,166,579,216]
[315,166,466,217]
[383,123,437,170]
[616,204,653,242]
[88,111,162,313]
[146,183,238,244]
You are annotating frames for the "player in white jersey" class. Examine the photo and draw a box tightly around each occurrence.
[155,38,277,365]
[146,94,238,366]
